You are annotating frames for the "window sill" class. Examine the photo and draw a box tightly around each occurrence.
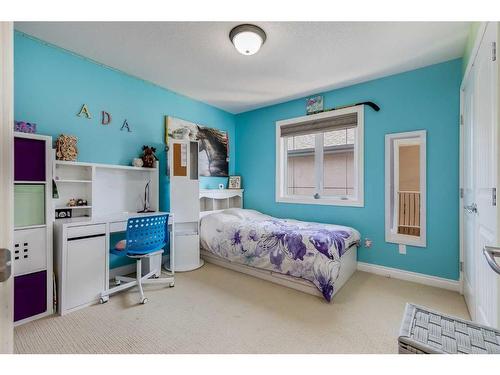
[386,232,426,248]
[276,195,364,207]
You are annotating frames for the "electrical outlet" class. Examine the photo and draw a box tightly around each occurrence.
[364,238,372,248]
[399,244,406,255]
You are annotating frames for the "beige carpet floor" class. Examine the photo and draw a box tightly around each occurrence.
[14,263,469,354]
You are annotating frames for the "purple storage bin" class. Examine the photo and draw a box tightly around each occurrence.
[14,270,47,322]
[14,137,46,182]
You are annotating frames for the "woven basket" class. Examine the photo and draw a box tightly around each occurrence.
[399,303,500,354]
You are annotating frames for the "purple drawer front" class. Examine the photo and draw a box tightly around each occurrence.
[14,270,47,322]
[14,137,46,182]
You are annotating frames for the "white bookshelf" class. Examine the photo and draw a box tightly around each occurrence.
[53,159,159,219]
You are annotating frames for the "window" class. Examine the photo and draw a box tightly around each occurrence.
[276,106,364,206]
[385,131,426,247]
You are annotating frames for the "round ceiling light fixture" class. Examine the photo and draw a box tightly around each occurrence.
[229,24,267,56]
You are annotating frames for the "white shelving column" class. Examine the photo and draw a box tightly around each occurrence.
[169,139,202,271]
[13,132,54,325]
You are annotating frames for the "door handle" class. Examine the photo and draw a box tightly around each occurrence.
[483,245,500,275]
[464,203,478,214]
[0,248,12,282]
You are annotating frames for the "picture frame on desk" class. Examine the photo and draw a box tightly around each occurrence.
[228,175,241,189]
[55,208,72,219]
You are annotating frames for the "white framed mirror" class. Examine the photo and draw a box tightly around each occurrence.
[385,130,426,247]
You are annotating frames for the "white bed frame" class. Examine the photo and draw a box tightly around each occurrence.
[199,189,358,300]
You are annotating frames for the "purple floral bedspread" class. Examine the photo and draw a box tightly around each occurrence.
[200,209,360,301]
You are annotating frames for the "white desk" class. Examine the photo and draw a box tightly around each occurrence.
[54,211,174,315]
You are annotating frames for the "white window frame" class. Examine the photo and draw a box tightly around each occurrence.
[275,105,364,207]
[385,130,427,247]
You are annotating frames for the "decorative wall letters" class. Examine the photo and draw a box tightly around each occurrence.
[101,111,112,125]
[77,104,92,119]
[76,104,132,133]
[121,119,132,132]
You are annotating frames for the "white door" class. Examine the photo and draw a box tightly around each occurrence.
[462,63,476,319]
[473,22,500,328]
[462,22,500,328]
[0,21,14,353]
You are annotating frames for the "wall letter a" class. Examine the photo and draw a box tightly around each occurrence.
[77,104,92,119]
[121,119,132,132]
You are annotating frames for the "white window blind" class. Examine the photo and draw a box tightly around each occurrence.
[280,112,358,138]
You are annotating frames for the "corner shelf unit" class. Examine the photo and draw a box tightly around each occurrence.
[13,132,54,326]
[53,160,159,218]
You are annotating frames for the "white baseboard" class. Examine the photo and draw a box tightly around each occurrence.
[357,262,461,292]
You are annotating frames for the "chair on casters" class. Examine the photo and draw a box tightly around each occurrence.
[100,214,174,305]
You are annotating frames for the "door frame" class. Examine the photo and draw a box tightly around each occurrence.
[0,21,14,353]
[459,22,488,296]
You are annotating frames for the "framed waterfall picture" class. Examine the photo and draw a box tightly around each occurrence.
[165,115,229,177]
[228,175,241,189]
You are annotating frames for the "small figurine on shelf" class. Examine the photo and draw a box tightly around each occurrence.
[141,145,158,168]
[56,134,78,161]
[132,158,144,168]
[76,199,88,206]
[67,198,77,207]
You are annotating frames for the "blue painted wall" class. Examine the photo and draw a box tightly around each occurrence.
[14,30,462,279]
[235,59,462,280]
[14,31,236,210]
[14,31,236,268]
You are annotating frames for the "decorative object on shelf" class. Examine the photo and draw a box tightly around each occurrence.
[101,111,112,125]
[228,175,241,189]
[14,120,37,133]
[52,180,59,199]
[132,158,144,168]
[55,134,78,161]
[77,104,92,119]
[141,145,158,168]
[67,198,77,207]
[55,208,72,219]
[165,116,229,177]
[76,199,88,206]
[218,183,224,190]
[120,119,132,132]
[306,95,324,115]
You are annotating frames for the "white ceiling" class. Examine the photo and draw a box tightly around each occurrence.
[15,22,470,114]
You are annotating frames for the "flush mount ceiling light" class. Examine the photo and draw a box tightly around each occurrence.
[229,24,267,56]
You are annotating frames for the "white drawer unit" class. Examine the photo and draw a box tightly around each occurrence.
[64,231,107,311]
[13,227,47,276]
[175,234,200,272]
[66,223,106,239]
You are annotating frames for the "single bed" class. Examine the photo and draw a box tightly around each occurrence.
[200,208,360,301]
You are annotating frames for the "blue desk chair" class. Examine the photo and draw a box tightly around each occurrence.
[100,214,174,305]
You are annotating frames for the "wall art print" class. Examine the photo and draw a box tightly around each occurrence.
[165,116,229,177]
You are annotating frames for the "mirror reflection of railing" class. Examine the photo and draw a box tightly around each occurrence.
[398,191,420,236]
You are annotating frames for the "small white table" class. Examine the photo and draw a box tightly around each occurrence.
[54,211,174,315]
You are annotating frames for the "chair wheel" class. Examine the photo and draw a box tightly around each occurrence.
[99,296,109,304]
[115,280,121,286]
[140,297,148,304]
[169,282,175,287]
